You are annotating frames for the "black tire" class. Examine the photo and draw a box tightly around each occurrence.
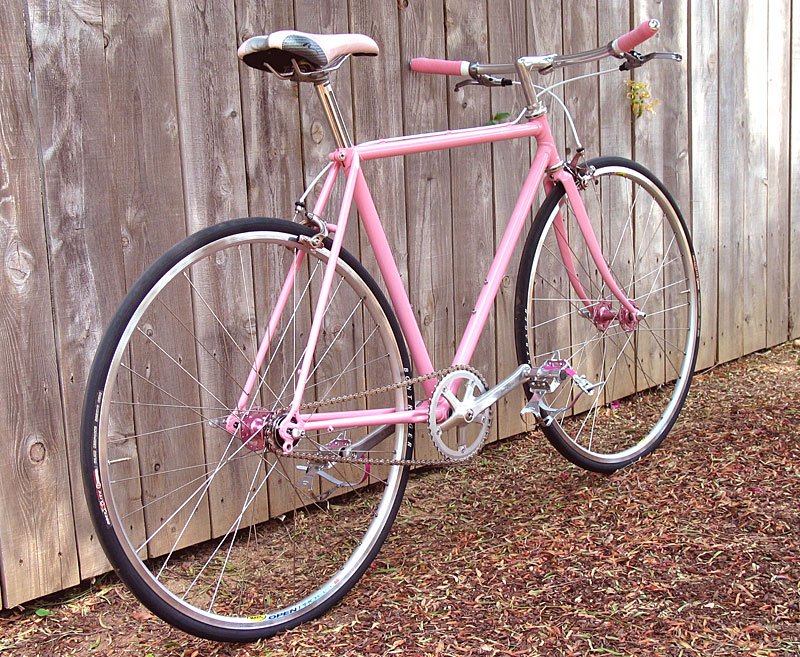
[515,157,700,473]
[81,217,414,641]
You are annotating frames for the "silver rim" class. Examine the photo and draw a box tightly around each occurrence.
[527,165,698,464]
[96,228,407,632]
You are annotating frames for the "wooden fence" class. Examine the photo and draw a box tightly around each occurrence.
[1,0,797,608]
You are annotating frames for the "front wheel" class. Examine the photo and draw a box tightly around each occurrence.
[515,157,700,473]
[81,217,413,641]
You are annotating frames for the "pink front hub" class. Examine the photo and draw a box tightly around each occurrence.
[589,301,615,331]
[618,301,640,332]
[587,300,640,332]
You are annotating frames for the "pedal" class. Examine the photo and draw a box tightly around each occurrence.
[520,394,555,427]
[572,374,602,396]
[520,354,604,426]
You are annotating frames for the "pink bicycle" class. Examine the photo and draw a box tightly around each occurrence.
[82,19,698,641]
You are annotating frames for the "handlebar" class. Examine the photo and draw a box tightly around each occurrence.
[410,18,663,77]
[410,57,470,77]
[613,19,660,54]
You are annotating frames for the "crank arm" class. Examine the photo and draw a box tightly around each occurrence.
[470,363,532,418]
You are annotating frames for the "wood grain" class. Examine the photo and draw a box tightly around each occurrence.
[1,0,797,607]
[792,0,800,340]
[717,0,746,363]
[690,0,720,369]
[489,0,535,438]
[398,0,454,460]
[13,0,123,604]
[444,1,498,442]
[766,0,791,346]
[741,3,769,355]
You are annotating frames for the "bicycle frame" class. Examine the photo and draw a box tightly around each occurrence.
[234,112,640,447]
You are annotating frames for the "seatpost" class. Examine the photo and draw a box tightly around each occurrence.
[314,78,353,148]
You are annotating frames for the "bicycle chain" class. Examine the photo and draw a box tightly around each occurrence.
[283,364,489,468]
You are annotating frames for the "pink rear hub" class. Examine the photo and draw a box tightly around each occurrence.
[225,409,274,452]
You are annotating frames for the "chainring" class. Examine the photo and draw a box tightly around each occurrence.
[428,368,492,461]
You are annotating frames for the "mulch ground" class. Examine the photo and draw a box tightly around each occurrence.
[1,342,798,657]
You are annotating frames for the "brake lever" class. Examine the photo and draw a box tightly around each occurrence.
[619,50,683,71]
[454,74,515,92]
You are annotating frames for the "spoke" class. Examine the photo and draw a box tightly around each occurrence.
[572,328,637,446]
[135,326,229,413]
[110,400,232,413]
[318,320,376,401]
[134,431,256,549]
[264,276,349,413]
[626,255,684,297]
[606,178,638,272]
[110,452,255,484]
[585,336,607,451]
[237,242,260,366]
[206,457,269,611]
[304,293,363,393]
[628,188,661,291]
[120,362,221,426]
[312,351,389,397]
[244,258,323,412]
[636,235,679,311]
[540,228,599,306]
[155,433,245,578]
[181,271,255,375]
[631,272,688,303]
[107,416,221,444]
[154,295,250,400]
[269,456,365,553]
[182,458,277,602]
[640,316,688,377]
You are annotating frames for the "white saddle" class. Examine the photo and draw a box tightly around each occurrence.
[238,30,378,75]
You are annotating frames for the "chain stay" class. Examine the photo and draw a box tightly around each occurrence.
[285,364,486,468]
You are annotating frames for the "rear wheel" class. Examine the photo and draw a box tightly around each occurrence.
[515,157,699,473]
[81,217,413,640]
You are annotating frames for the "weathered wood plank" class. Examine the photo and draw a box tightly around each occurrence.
[236,0,305,520]
[632,1,691,390]
[294,0,354,197]
[488,0,535,439]
[166,0,251,547]
[690,0,720,369]
[524,3,589,424]
[0,0,81,608]
[349,0,408,287]
[73,0,191,580]
[4,0,800,608]
[598,3,633,160]
[522,0,567,433]
[563,4,603,415]
[766,0,791,346]
[597,3,636,405]
[792,0,800,340]
[348,0,411,483]
[444,1,498,443]
[9,2,121,604]
[398,0,454,460]
[717,0,746,362]
[741,3,769,355]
